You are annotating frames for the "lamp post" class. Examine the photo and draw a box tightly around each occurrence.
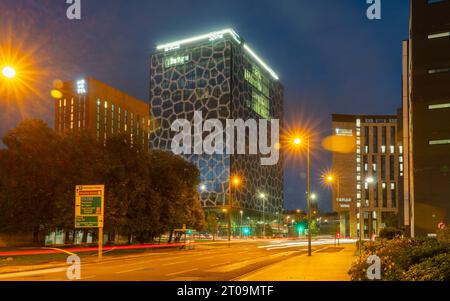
[291,135,313,256]
[227,175,241,242]
[240,210,244,238]
[363,176,375,248]
[259,193,267,238]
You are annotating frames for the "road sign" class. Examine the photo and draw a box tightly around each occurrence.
[438,222,446,230]
[75,185,104,228]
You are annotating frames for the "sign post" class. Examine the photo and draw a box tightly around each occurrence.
[75,185,104,261]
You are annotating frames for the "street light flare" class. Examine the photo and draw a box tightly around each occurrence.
[2,66,16,78]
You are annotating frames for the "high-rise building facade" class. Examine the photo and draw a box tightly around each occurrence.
[403,0,450,237]
[149,29,284,228]
[54,77,152,149]
[331,114,404,238]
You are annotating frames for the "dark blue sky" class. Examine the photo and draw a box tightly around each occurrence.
[0,0,410,211]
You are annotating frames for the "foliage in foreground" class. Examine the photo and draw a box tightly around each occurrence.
[349,230,450,281]
[0,119,205,245]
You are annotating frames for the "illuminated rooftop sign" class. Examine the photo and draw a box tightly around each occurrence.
[156,29,279,81]
[77,79,87,95]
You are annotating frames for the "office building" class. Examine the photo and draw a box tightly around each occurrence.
[149,29,284,231]
[54,77,152,149]
[403,0,450,236]
[331,114,404,238]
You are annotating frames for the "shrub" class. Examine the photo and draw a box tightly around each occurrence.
[349,237,450,281]
[437,227,450,244]
[402,253,450,281]
[379,227,403,240]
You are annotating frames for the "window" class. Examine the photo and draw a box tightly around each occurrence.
[390,155,395,181]
[428,67,450,74]
[429,103,450,110]
[118,107,121,132]
[245,65,271,119]
[381,156,386,181]
[96,99,101,140]
[428,0,447,4]
[382,183,387,208]
[70,98,74,130]
[373,127,378,153]
[391,183,397,208]
[390,127,396,146]
[428,32,450,40]
[430,139,450,145]
[111,104,115,134]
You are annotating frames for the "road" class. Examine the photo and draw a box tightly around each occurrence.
[0,239,354,281]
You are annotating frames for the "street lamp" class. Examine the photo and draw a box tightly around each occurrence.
[227,175,242,242]
[2,66,16,79]
[240,210,244,238]
[259,192,267,238]
[361,176,375,246]
[290,135,313,256]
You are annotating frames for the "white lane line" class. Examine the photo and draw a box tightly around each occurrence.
[162,260,189,266]
[166,268,199,277]
[0,267,67,279]
[115,267,145,274]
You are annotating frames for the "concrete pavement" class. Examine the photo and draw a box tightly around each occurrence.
[236,243,356,281]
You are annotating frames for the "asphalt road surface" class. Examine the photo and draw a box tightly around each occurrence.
[0,239,347,281]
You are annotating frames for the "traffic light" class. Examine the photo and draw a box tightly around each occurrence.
[242,227,251,235]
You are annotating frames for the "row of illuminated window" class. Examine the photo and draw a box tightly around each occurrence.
[58,97,86,131]
[245,66,270,98]
[361,155,398,181]
[96,99,151,147]
[251,92,271,120]
[356,182,397,209]
[360,126,398,154]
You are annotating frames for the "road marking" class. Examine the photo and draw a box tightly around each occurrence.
[43,247,77,256]
[166,268,199,277]
[0,267,67,279]
[162,260,188,266]
[115,267,145,274]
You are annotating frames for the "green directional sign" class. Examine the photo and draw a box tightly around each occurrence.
[80,197,102,215]
[75,185,104,228]
[75,216,100,228]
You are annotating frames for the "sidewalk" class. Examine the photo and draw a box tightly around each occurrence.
[236,244,357,281]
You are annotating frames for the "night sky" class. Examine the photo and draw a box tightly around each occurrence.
[0,0,410,212]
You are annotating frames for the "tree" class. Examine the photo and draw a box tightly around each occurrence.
[206,212,219,240]
[0,119,62,244]
[0,120,206,246]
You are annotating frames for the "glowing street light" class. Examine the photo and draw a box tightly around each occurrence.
[289,133,313,256]
[259,192,268,237]
[2,66,16,79]
[226,175,243,242]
